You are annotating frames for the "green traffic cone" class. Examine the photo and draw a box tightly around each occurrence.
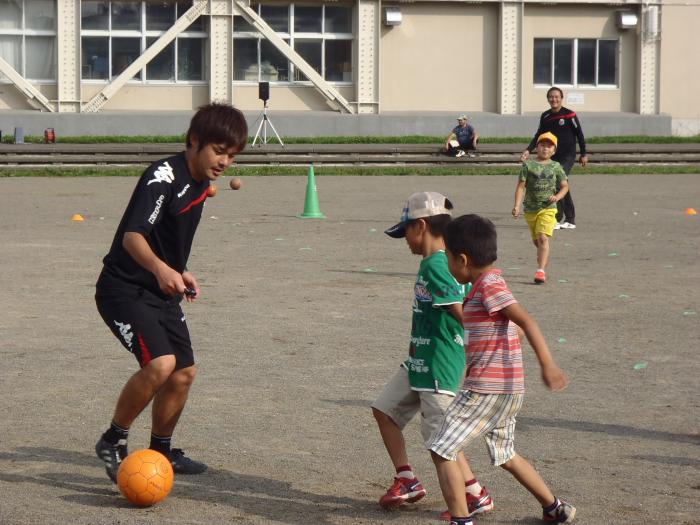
[298,164,326,219]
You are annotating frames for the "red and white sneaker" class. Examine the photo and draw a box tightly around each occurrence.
[379,476,426,509]
[439,486,494,521]
[534,270,546,284]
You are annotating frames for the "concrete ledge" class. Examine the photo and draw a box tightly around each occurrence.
[672,119,700,137]
[2,153,698,165]
[2,142,699,154]
[0,110,673,138]
[2,142,699,167]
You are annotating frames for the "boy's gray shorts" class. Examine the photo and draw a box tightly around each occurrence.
[372,366,456,446]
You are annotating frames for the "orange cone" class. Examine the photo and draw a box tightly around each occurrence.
[72,214,84,221]
[685,208,697,215]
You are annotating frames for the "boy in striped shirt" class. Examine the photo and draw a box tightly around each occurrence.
[372,193,492,519]
[428,214,576,524]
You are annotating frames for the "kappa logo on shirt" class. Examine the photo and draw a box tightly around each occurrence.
[177,184,190,198]
[147,161,175,185]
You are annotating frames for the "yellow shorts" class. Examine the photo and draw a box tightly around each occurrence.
[524,208,557,240]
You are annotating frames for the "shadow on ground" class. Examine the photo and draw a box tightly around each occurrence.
[0,446,422,524]
[518,416,700,445]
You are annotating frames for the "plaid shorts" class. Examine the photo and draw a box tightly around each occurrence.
[428,390,524,466]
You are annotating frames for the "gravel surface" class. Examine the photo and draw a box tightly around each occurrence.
[0,174,698,525]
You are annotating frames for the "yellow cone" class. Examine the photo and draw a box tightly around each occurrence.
[72,214,84,221]
[685,207,697,215]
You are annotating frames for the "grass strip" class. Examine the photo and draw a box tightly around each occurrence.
[2,165,699,178]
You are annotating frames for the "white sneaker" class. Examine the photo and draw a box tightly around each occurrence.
[554,222,563,230]
[455,150,466,157]
[561,222,577,229]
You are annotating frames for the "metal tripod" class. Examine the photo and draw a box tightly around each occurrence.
[252,101,284,146]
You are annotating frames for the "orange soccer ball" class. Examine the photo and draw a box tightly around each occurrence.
[117,449,174,507]
[207,184,218,197]
[229,177,242,190]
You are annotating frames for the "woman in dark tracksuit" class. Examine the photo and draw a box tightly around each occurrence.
[520,87,588,229]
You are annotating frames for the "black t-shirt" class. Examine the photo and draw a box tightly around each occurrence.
[97,153,209,300]
[527,106,586,161]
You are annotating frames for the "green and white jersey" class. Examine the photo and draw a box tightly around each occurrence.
[404,251,466,395]
[519,159,567,213]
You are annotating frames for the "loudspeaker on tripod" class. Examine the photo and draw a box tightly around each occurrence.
[258,81,270,102]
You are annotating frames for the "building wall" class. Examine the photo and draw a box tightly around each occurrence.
[0,84,56,110]
[81,84,208,111]
[78,83,354,111]
[378,3,499,112]
[230,85,354,111]
[0,0,697,135]
[1,86,30,110]
[659,4,700,135]
[521,4,638,113]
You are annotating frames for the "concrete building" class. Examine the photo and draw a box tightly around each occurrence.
[1,0,698,137]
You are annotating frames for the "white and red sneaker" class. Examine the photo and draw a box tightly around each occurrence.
[379,476,427,509]
[439,486,494,520]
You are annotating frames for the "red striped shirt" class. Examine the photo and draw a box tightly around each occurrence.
[462,269,525,394]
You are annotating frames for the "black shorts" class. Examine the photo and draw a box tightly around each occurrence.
[96,287,194,370]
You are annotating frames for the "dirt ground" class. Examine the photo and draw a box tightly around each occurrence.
[0,174,698,525]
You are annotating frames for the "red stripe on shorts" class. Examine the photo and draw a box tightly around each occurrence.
[138,333,152,367]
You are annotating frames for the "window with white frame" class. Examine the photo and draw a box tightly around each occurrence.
[0,0,57,82]
[233,3,353,83]
[80,1,207,82]
[534,38,618,87]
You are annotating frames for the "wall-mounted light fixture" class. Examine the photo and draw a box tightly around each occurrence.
[384,7,402,27]
[616,10,638,30]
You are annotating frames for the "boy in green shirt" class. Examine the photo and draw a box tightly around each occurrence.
[371,192,493,520]
[512,132,569,285]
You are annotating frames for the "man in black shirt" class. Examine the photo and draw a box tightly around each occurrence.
[95,103,248,481]
[521,87,588,229]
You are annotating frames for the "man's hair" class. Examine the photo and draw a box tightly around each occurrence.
[547,86,564,98]
[444,214,498,267]
[186,103,248,152]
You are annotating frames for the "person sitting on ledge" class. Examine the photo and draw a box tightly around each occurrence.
[444,115,479,158]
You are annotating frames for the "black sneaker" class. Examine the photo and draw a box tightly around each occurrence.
[95,435,128,483]
[169,448,207,474]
